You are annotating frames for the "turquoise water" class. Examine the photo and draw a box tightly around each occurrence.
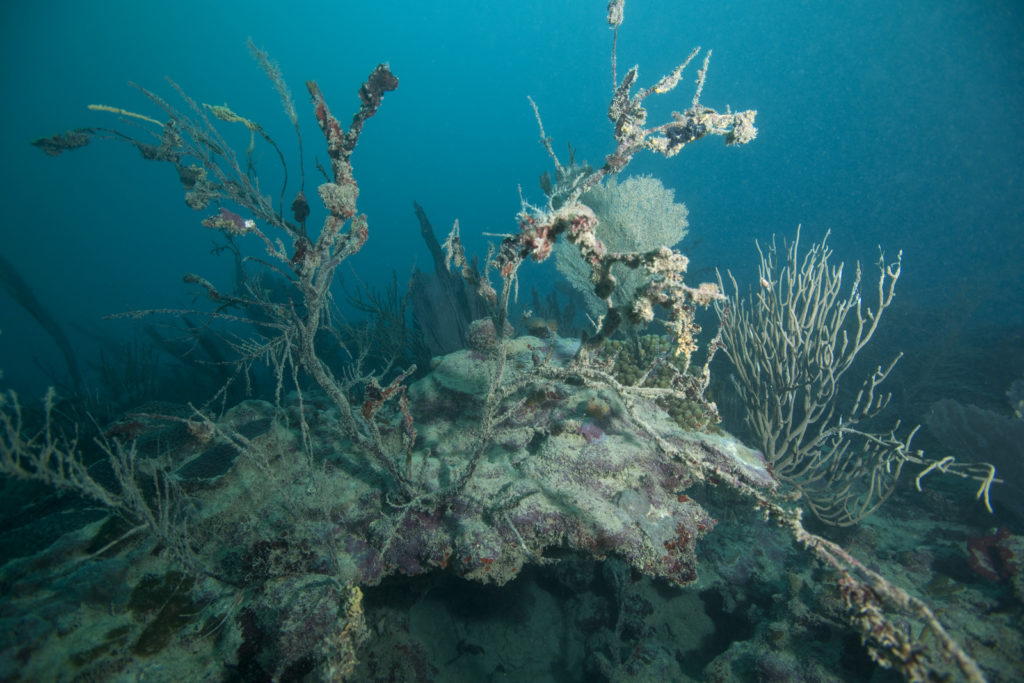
[1,1,1022,680]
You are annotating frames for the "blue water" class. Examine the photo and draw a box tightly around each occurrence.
[1,0,1021,394]
[1,3,1023,679]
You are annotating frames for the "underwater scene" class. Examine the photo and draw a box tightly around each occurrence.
[1,0,1022,680]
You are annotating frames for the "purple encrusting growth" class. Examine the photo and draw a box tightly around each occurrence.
[580,419,606,444]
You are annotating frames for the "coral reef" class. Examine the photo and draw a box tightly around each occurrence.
[0,335,774,679]
[2,4,1004,682]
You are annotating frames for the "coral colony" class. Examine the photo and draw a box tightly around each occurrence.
[2,2,1012,681]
